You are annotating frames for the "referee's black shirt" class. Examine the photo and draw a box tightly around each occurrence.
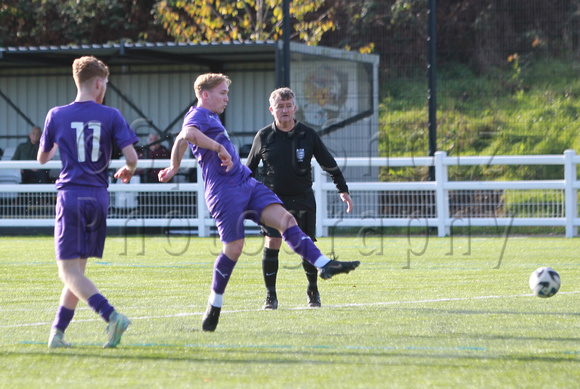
[246,121,348,197]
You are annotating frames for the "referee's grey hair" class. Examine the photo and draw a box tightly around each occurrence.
[269,87,296,107]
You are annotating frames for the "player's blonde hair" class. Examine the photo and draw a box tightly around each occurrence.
[194,73,231,99]
[269,87,296,107]
[72,56,109,85]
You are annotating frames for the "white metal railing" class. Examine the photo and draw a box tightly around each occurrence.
[0,150,578,237]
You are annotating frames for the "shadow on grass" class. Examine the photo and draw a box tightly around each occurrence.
[8,343,580,366]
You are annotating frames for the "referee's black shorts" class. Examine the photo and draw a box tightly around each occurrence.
[261,191,317,241]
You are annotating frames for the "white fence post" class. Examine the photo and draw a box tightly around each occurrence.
[196,166,208,237]
[434,151,450,237]
[313,163,325,238]
[564,149,578,238]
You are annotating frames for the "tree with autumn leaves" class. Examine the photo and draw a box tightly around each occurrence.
[1,1,578,71]
[0,0,360,47]
[153,0,334,45]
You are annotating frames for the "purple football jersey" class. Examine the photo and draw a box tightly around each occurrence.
[182,107,251,209]
[41,101,138,190]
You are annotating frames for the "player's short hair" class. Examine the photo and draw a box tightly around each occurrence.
[194,73,231,98]
[72,56,109,85]
[269,87,296,107]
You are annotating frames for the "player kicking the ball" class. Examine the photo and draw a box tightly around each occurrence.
[158,73,360,332]
[38,56,139,348]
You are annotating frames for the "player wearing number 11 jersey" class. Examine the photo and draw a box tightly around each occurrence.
[38,56,139,348]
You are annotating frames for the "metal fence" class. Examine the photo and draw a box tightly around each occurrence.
[369,1,580,158]
[0,151,579,237]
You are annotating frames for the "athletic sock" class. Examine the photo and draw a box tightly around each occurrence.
[262,247,279,294]
[208,290,224,308]
[211,252,237,296]
[282,225,330,268]
[52,306,75,332]
[87,293,115,322]
[302,259,319,291]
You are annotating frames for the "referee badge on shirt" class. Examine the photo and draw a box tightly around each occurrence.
[296,148,305,162]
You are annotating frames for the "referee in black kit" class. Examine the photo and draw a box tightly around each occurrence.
[246,87,353,310]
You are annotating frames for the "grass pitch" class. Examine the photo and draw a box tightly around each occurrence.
[0,234,578,388]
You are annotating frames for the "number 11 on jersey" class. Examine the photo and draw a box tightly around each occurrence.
[73,121,101,162]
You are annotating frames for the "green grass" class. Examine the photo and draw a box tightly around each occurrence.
[1,235,579,388]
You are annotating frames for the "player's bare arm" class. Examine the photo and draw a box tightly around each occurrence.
[340,192,353,213]
[158,130,190,182]
[185,125,233,171]
[160,126,233,181]
[37,143,58,165]
[114,144,138,183]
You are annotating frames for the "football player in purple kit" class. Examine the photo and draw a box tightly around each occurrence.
[38,56,139,348]
[158,73,360,332]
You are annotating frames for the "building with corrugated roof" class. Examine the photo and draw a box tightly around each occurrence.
[1,41,378,161]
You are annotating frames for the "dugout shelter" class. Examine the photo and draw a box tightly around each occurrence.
[0,41,379,165]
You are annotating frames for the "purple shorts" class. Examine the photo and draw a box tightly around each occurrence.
[209,178,282,244]
[54,188,109,260]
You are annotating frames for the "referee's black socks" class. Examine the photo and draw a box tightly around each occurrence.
[262,247,279,295]
[302,259,319,292]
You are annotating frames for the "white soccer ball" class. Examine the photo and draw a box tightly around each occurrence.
[529,267,561,298]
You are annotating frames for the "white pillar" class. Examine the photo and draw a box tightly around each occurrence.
[313,162,326,237]
[564,149,577,238]
[435,151,450,237]
[196,165,209,237]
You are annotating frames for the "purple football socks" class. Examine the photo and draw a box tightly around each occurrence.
[52,306,75,332]
[87,293,115,322]
[212,252,237,295]
[282,225,329,268]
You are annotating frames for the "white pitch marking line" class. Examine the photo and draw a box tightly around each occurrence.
[3,291,578,329]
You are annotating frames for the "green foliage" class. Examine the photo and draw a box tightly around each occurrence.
[380,58,580,181]
[0,0,167,46]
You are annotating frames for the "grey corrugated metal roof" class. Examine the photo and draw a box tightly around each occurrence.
[0,41,279,70]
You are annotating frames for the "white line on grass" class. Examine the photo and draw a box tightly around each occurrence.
[3,291,578,329]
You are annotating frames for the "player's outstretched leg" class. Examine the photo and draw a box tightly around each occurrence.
[103,311,131,348]
[318,260,360,280]
[48,328,71,348]
[282,225,360,280]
